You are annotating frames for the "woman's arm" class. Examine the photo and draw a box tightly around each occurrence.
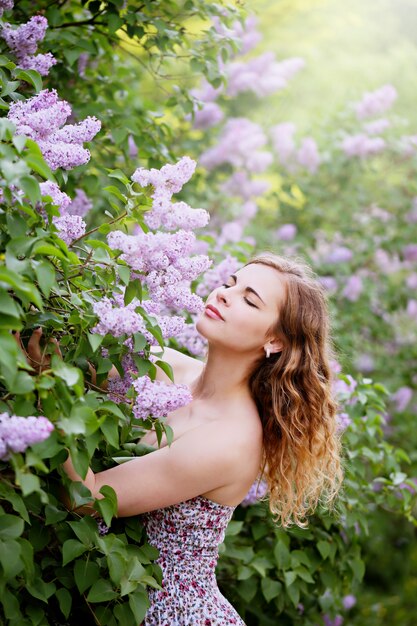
[62,419,242,517]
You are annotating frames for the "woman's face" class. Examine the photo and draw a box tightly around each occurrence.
[196,263,287,356]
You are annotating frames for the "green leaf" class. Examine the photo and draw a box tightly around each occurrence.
[317,540,331,560]
[104,185,126,202]
[45,504,68,525]
[155,359,174,382]
[128,588,150,623]
[0,538,23,578]
[100,415,119,448]
[107,168,130,185]
[88,333,104,352]
[56,587,72,619]
[52,356,82,387]
[0,514,24,539]
[87,579,118,603]
[62,539,89,566]
[261,577,282,602]
[348,557,365,582]
[74,559,100,594]
[96,485,118,526]
[274,539,290,569]
[0,289,21,317]
[24,139,55,181]
[124,278,142,305]
[14,68,42,92]
[284,570,296,587]
[19,174,41,204]
[33,260,56,298]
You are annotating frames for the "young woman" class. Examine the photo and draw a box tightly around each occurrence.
[28,252,343,625]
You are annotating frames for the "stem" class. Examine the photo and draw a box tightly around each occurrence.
[69,211,128,247]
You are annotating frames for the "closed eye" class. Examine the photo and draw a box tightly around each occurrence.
[221,283,258,308]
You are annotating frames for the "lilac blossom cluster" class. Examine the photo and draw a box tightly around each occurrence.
[132,375,192,420]
[200,118,272,173]
[66,188,93,217]
[132,157,209,231]
[0,412,54,460]
[212,14,261,56]
[341,133,385,158]
[107,229,211,313]
[1,15,57,76]
[196,254,242,297]
[92,295,186,341]
[221,171,270,201]
[354,84,397,120]
[227,53,304,98]
[174,318,208,357]
[240,478,268,507]
[39,181,86,245]
[7,89,101,170]
[271,122,321,174]
[0,0,13,17]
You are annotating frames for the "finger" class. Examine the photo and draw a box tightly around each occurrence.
[49,337,62,360]
[27,327,44,365]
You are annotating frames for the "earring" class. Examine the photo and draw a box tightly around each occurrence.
[265,347,271,358]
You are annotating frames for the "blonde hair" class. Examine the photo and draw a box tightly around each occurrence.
[245,252,343,527]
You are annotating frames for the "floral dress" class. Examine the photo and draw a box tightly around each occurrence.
[142,495,246,625]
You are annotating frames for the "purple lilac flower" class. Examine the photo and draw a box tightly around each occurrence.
[355,354,375,373]
[333,374,357,399]
[39,181,71,212]
[240,479,268,506]
[296,137,320,173]
[342,594,357,610]
[7,89,101,170]
[324,246,353,264]
[403,244,417,262]
[0,0,13,16]
[406,299,417,320]
[406,273,417,289]
[53,214,86,245]
[97,519,110,535]
[107,229,211,313]
[319,276,338,293]
[342,134,386,157]
[323,615,343,626]
[231,14,262,55]
[342,275,363,302]
[1,16,57,76]
[132,375,192,420]
[191,102,224,130]
[200,118,271,172]
[196,254,242,297]
[174,320,208,357]
[0,412,54,460]
[131,157,201,230]
[354,84,397,119]
[221,171,270,200]
[66,188,92,217]
[218,221,244,246]
[241,200,258,222]
[364,118,390,135]
[227,53,304,98]
[337,412,352,432]
[127,135,138,158]
[391,386,413,412]
[275,223,297,241]
[78,52,89,77]
[270,122,296,166]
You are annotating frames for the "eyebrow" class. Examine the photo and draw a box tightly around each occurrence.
[230,274,266,305]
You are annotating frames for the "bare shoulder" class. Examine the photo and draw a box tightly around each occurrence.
[151,345,204,385]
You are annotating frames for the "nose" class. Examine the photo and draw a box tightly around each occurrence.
[216,286,229,306]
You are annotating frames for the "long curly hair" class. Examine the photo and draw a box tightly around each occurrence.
[245,252,343,527]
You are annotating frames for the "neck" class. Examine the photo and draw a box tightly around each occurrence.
[191,345,257,402]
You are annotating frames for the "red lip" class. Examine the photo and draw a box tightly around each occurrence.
[205,304,225,320]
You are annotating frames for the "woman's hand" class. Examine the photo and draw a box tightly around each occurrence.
[14,327,62,373]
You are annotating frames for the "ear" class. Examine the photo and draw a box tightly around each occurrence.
[264,337,284,355]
